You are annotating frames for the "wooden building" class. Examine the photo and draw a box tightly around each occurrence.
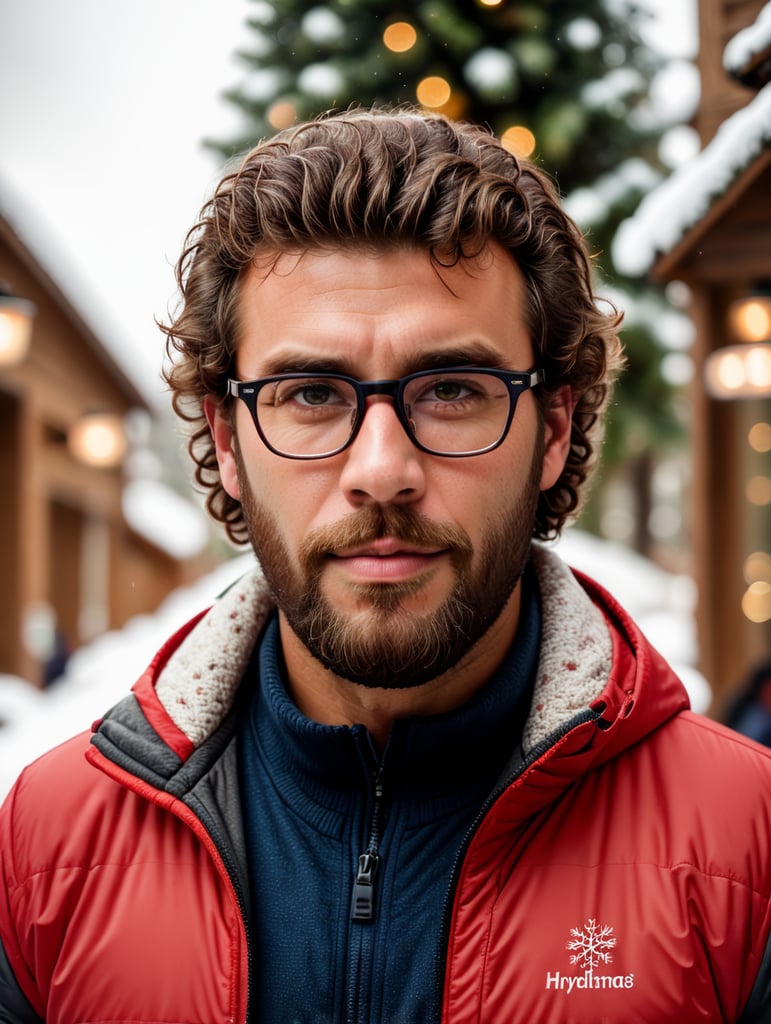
[616,0,771,710]
[0,181,209,687]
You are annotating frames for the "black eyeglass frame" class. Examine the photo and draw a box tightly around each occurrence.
[227,366,546,460]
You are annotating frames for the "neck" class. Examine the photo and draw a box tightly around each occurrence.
[277,587,522,750]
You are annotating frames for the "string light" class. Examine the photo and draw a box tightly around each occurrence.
[383,22,417,53]
[267,100,297,130]
[746,475,771,507]
[501,125,536,158]
[416,76,452,108]
[742,581,771,624]
[748,422,771,453]
[744,551,771,586]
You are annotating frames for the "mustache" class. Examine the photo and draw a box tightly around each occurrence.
[298,505,473,574]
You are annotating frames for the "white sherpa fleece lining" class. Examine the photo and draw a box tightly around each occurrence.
[155,544,612,753]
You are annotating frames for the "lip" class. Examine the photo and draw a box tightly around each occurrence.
[329,538,449,582]
[333,537,445,559]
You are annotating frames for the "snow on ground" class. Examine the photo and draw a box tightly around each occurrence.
[0,531,709,800]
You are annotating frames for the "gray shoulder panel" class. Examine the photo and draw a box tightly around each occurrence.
[90,692,183,787]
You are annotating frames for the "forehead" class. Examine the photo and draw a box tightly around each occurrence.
[234,243,533,376]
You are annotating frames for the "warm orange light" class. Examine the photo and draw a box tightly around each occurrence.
[0,295,36,366]
[749,421,771,453]
[746,475,771,507]
[416,76,452,108]
[501,125,536,158]
[742,581,771,623]
[479,0,504,6]
[729,295,771,343]
[383,21,417,53]
[705,343,771,399]
[744,551,771,585]
[267,100,297,130]
[68,414,128,468]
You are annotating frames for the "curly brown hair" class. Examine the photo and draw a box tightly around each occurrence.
[161,107,624,545]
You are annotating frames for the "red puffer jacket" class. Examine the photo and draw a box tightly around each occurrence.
[2,546,771,1023]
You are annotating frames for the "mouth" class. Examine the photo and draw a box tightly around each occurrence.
[328,538,450,583]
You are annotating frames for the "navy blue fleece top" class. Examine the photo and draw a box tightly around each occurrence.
[237,572,540,1024]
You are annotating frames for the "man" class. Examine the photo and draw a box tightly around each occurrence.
[1,108,770,1023]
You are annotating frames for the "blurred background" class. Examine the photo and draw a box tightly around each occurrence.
[0,0,769,792]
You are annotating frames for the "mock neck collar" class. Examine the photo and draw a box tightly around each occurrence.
[240,567,540,813]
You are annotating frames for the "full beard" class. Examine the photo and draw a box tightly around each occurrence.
[235,444,543,690]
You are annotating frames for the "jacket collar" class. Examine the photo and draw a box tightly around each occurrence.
[147,542,683,761]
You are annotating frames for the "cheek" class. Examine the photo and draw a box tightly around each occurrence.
[242,456,342,546]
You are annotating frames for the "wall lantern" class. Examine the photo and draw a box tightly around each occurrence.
[728,291,771,343]
[705,287,771,400]
[0,286,36,367]
[68,412,128,468]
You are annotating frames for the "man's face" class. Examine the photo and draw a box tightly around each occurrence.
[209,245,571,690]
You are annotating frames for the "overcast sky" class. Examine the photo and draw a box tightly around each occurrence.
[0,0,697,403]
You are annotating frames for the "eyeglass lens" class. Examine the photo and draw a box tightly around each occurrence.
[254,371,512,457]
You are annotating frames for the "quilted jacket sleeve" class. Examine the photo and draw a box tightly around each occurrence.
[0,775,44,1024]
[0,940,43,1024]
[739,926,771,1022]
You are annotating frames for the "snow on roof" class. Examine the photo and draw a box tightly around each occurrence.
[0,169,161,408]
[613,82,771,277]
[724,2,771,76]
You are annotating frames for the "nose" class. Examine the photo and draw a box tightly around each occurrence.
[338,396,427,506]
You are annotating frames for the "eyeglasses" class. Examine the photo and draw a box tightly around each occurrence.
[227,366,545,460]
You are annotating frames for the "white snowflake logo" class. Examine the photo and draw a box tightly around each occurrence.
[566,918,617,975]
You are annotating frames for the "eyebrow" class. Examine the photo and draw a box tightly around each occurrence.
[251,342,509,379]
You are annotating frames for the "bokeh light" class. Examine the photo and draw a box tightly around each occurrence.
[742,581,771,623]
[416,76,452,108]
[705,343,771,398]
[267,100,297,130]
[68,414,127,468]
[501,125,536,158]
[383,22,417,53]
[749,422,771,452]
[744,551,771,585]
[729,296,771,343]
[746,475,771,506]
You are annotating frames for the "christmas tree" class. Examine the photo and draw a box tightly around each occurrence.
[208,0,691,552]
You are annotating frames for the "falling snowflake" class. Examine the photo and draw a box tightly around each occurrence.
[567,918,617,972]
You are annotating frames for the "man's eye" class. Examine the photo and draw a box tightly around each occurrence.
[432,380,466,402]
[273,381,341,407]
[296,384,334,406]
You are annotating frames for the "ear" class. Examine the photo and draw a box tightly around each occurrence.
[540,386,574,491]
[204,395,241,502]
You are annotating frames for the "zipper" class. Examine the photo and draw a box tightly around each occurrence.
[346,738,390,1024]
[351,761,385,921]
[432,707,602,1012]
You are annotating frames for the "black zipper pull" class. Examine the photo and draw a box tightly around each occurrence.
[351,758,386,922]
[351,851,380,921]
